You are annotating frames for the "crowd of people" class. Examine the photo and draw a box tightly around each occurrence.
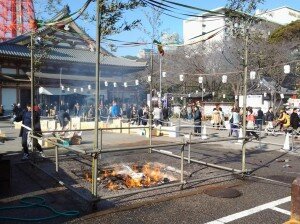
[7,98,300,160]
[227,106,300,140]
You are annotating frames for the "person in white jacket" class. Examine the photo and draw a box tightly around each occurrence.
[153,106,162,126]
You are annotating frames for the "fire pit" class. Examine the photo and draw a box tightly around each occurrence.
[82,162,179,191]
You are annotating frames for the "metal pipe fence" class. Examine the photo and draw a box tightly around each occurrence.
[26,119,284,206]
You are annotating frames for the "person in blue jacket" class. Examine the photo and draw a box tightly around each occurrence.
[111,100,120,117]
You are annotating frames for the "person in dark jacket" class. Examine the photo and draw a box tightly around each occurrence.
[193,106,202,135]
[162,106,169,124]
[58,106,71,129]
[137,106,144,125]
[290,108,300,131]
[265,107,274,122]
[15,103,45,160]
[256,107,264,127]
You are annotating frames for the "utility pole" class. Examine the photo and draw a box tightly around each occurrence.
[92,0,101,197]
[241,32,249,173]
[201,82,204,101]
[149,48,153,152]
[30,32,36,160]
[159,55,162,104]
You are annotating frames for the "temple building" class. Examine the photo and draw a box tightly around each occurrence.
[0,6,147,111]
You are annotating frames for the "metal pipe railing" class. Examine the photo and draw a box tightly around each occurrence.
[29,134,90,154]
[151,148,243,173]
[28,122,254,204]
[97,142,185,154]
[189,137,248,145]
[98,181,184,201]
[40,125,151,133]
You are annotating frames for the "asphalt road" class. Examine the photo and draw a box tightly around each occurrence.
[0,119,299,224]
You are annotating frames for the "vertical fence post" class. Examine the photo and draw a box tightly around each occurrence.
[291,131,294,151]
[91,153,98,196]
[55,145,59,173]
[100,129,103,159]
[188,132,191,164]
[181,145,184,183]
[259,125,262,150]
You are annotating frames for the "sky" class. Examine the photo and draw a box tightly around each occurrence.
[34,0,300,57]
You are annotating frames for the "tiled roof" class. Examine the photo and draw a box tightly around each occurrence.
[0,44,146,68]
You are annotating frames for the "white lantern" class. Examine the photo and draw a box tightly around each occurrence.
[235,95,238,100]
[88,84,91,90]
[180,96,183,100]
[196,90,199,94]
[148,76,151,82]
[124,82,127,88]
[188,94,191,97]
[104,81,108,87]
[179,74,184,82]
[74,88,77,93]
[135,79,139,85]
[264,92,267,97]
[223,94,226,98]
[61,85,64,90]
[212,92,215,96]
[284,65,290,74]
[80,87,83,92]
[67,87,70,92]
[113,82,117,87]
[280,93,284,99]
[222,75,227,83]
[198,76,203,84]
[250,71,256,80]
[162,72,166,78]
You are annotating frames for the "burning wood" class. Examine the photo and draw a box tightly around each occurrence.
[85,172,92,182]
[99,163,174,191]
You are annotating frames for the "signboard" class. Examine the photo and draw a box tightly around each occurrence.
[288,98,300,108]
[239,95,263,108]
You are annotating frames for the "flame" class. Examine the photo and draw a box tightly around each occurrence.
[124,175,142,188]
[99,163,166,189]
[142,163,151,176]
[107,181,119,190]
[84,172,92,182]
[142,176,151,187]
[150,166,162,182]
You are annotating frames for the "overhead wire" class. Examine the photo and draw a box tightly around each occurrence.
[158,0,225,16]
[144,0,225,19]
[142,0,226,23]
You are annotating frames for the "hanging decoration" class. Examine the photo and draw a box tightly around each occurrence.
[179,74,184,81]
[198,76,203,83]
[222,75,227,83]
[250,71,256,80]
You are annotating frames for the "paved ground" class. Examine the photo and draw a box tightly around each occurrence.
[0,119,299,224]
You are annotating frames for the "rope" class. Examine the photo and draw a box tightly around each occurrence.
[0,196,79,222]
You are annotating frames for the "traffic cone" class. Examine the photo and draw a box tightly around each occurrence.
[236,128,243,144]
[282,133,290,150]
[201,125,208,140]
